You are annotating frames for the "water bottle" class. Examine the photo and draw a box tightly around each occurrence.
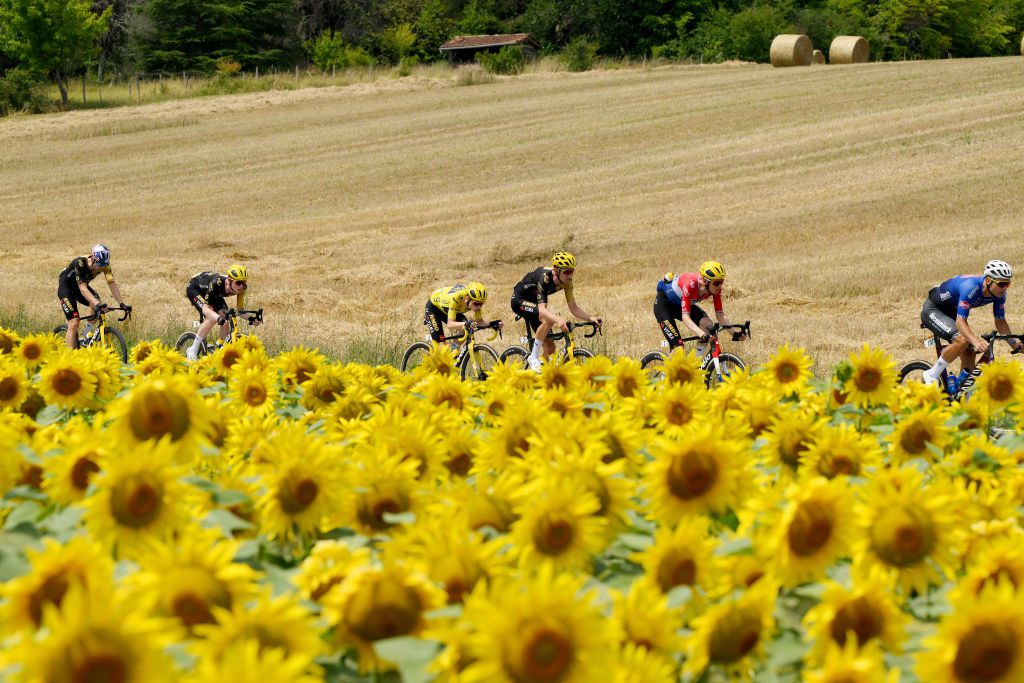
[944,372,958,396]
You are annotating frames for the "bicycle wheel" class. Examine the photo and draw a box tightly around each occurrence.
[175,332,207,359]
[898,360,933,385]
[98,326,128,363]
[571,348,594,363]
[461,344,500,381]
[499,345,529,368]
[640,351,668,381]
[705,353,746,388]
[401,342,433,373]
[53,324,68,336]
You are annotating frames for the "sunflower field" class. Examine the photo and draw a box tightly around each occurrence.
[2,327,1024,683]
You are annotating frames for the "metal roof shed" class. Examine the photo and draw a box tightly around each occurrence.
[439,34,541,64]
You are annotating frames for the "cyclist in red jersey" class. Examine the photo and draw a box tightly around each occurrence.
[654,260,746,348]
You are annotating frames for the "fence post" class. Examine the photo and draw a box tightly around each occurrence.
[136,75,141,100]
[256,65,259,79]
[295,65,299,82]
[82,74,87,103]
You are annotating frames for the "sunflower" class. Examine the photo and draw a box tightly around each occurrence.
[509,479,608,573]
[300,364,352,410]
[804,640,898,683]
[322,562,446,673]
[83,443,198,559]
[611,357,648,399]
[593,408,646,473]
[193,588,324,670]
[853,467,963,595]
[186,639,321,683]
[649,381,709,435]
[414,342,458,379]
[106,373,211,462]
[133,340,186,377]
[766,344,814,393]
[462,471,523,533]
[1,583,176,683]
[0,357,28,409]
[613,579,685,655]
[458,566,621,683]
[438,423,481,478]
[843,345,897,409]
[943,434,1014,490]
[683,580,777,681]
[976,358,1024,413]
[41,438,106,505]
[916,579,1024,683]
[766,476,856,586]
[893,378,946,412]
[365,408,447,481]
[128,531,259,633]
[293,540,373,604]
[760,408,828,476]
[726,384,783,437]
[803,574,909,661]
[0,536,114,634]
[275,345,325,390]
[578,354,615,389]
[661,347,704,386]
[887,405,953,463]
[954,537,1024,599]
[15,332,53,369]
[255,424,345,541]
[643,424,752,523]
[421,372,474,412]
[800,423,883,480]
[538,358,583,392]
[35,350,99,410]
[227,366,279,417]
[347,449,422,536]
[0,327,18,354]
[632,515,718,597]
[539,385,586,417]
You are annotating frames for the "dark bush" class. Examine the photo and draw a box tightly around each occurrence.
[476,45,525,75]
[0,68,50,116]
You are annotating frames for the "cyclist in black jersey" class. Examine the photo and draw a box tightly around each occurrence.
[184,265,254,360]
[57,244,131,350]
[511,251,602,371]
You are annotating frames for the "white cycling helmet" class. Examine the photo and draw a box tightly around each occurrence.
[91,243,111,267]
[984,259,1013,281]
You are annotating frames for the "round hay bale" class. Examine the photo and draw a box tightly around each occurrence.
[812,49,826,64]
[771,34,813,67]
[829,35,869,64]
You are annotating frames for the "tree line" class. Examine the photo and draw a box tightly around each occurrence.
[3,0,1024,111]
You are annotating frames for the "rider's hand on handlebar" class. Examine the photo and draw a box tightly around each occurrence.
[699,333,711,344]
[1013,342,1024,354]
[248,316,262,326]
[592,317,603,328]
[973,338,990,354]
[96,302,109,313]
[216,314,227,326]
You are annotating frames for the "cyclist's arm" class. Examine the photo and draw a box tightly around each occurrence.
[955,316,985,351]
[107,279,125,306]
[78,281,102,308]
[236,289,246,310]
[537,302,568,331]
[993,317,1022,350]
[567,299,600,325]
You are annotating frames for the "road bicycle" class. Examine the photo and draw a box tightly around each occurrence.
[498,319,601,367]
[898,324,1024,400]
[175,308,264,359]
[53,305,132,363]
[401,320,504,380]
[639,320,750,387]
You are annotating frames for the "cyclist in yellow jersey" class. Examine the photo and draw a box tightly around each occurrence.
[424,282,501,343]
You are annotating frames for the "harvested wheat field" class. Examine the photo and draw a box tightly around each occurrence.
[2,58,1024,370]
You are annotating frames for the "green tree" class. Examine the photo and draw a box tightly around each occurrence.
[379,22,418,63]
[0,0,110,105]
[728,3,790,61]
[414,0,456,59]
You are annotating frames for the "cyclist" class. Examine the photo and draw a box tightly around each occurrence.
[424,282,501,343]
[920,259,1023,388]
[183,265,255,361]
[654,261,746,349]
[57,244,131,350]
[511,251,602,371]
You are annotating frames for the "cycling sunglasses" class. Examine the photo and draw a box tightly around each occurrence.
[559,268,575,275]
[992,280,1011,289]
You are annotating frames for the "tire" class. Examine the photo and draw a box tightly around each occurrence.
[98,326,128,363]
[53,324,68,336]
[401,342,433,373]
[499,345,529,368]
[640,350,668,381]
[899,360,933,385]
[705,353,746,388]
[175,331,206,359]
[461,344,500,381]
[570,347,594,363]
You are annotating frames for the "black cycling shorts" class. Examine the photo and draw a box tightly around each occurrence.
[921,294,960,341]
[57,282,98,321]
[424,302,465,343]
[186,286,227,321]
[653,290,710,348]
[511,297,542,334]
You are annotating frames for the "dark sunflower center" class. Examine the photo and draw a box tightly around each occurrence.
[668,402,692,426]
[345,580,422,642]
[989,377,1015,402]
[52,368,84,396]
[854,368,881,392]
[657,553,696,592]
[70,652,127,683]
[830,596,883,646]
[244,384,267,406]
[278,477,319,514]
[776,362,799,383]
[667,449,718,500]
[953,622,1016,683]
[787,500,834,556]
[708,606,761,664]
[110,477,162,528]
[618,376,638,397]
[71,456,100,490]
[128,389,191,442]
[872,505,935,567]
[510,627,574,683]
[900,422,930,454]
[172,592,213,627]
[0,377,21,401]
[445,452,472,476]
[28,572,70,627]
[533,516,574,555]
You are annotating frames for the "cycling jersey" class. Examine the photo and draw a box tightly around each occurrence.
[512,267,574,306]
[429,285,484,324]
[59,257,113,287]
[657,273,723,313]
[930,274,1005,320]
[186,271,246,314]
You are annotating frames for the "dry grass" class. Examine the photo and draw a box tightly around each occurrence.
[3,57,1024,372]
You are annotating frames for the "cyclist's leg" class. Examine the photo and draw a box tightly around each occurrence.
[921,297,965,382]
[689,304,713,334]
[57,283,82,349]
[424,302,447,343]
[513,297,544,368]
[654,290,685,350]
[186,291,218,358]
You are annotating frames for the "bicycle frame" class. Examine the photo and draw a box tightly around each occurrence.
[454,322,502,366]
[79,306,131,346]
[206,308,264,350]
[921,327,1024,398]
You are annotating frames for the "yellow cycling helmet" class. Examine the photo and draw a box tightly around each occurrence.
[466,282,488,303]
[227,264,248,282]
[552,251,577,269]
[699,260,726,282]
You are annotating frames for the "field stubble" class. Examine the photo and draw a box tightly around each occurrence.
[2,58,1023,372]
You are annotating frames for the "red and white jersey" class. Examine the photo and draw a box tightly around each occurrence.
[662,272,723,313]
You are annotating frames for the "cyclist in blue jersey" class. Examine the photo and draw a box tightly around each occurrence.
[920,259,1023,387]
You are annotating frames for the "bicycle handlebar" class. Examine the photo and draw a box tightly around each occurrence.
[678,320,751,344]
[227,308,264,324]
[82,305,132,322]
[982,331,1024,353]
